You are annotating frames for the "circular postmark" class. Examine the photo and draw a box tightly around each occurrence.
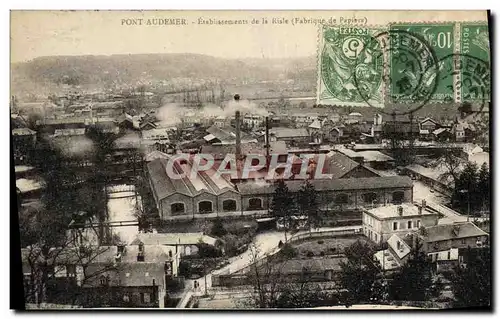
[435,53,490,119]
[354,29,439,115]
[320,27,384,105]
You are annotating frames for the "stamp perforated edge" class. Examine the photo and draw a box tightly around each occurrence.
[456,21,490,105]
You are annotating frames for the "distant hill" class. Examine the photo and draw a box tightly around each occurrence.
[10,54,317,99]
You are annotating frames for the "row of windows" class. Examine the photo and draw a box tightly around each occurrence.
[392,220,421,231]
[171,199,240,214]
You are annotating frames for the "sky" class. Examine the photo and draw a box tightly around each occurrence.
[10,10,487,63]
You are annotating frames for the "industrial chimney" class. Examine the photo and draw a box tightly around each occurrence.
[234,94,242,159]
[265,116,270,158]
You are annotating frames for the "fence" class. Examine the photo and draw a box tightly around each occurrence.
[212,227,362,287]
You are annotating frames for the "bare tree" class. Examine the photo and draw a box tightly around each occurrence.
[430,147,463,187]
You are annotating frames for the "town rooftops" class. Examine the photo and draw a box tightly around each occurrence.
[365,203,438,220]
[238,176,413,195]
[269,127,310,139]
[82,262,166,288]
[422,222,488,243]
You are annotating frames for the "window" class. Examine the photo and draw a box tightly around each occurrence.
[397,241,401,250]
[248,198,263,210]
[123,294,130,302]
[461,239,466,244]
[335,193,349,205]
[392,191,405,204]
[362,192,377,204]
[222,199,237,212]
[143,293,151,303]
[408,221,413,229]
[171,203,185,215]
[374,233,378,242]
[447,251,451,260]
[417,220,421,228]
[393,222,398,231]
[198,201,213,213]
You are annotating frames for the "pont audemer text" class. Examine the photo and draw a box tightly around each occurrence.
[121,18,188,26]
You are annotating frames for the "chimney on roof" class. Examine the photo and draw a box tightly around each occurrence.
[418,205,423,215]
[137,242,145,262]
[397,205,403,216]
[422,199,426,210]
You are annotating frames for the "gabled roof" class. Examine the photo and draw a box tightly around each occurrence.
[387,234,411,260]
[420,117,439,125]
[309,119,322,129]
[326,151,360,179]
[423,222,489,243]
[238,176,413,195]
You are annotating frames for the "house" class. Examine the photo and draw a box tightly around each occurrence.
[130,232,220,257]
[243,114,264,128]
[213,115,229,128]
[383,115,420,138]
[21,243,183,308]
[374,234,412,270]
[432,128,454,142]
[410,222,489,272]
[346,112,363,124]
[362,201,439,245]
[419,117,440,138]
[269,127,311,146]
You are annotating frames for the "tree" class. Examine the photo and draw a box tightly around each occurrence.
[431,148,463,188]
[244,244,338,309]
[210,218,227,238]
[339,240,382,304]
[270,180,296,241]
[389,237,436,301]
[450,248,491,309]
[477,163,490,213]
[297,181,321,230]
[452,161,479,214]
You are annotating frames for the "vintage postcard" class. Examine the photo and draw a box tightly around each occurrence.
[10,10,491,310]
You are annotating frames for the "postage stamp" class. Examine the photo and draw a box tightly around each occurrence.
[389,23,455,103]
[317,25,385,107]
[458,22,490,103]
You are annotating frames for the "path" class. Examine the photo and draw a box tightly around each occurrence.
[180,225,360,304]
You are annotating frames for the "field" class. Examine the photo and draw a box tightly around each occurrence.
[291,235,372,258]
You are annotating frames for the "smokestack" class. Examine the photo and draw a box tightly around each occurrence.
[265,116,270,158]
[234,95,241,159]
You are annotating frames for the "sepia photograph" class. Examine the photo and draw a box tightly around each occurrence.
[9,10,491,310]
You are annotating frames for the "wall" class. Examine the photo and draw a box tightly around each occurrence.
[160,193,194,219]
[425,235,488,254]
[193,192,218,214]
[217,190,241,213]
[363,212,439,244]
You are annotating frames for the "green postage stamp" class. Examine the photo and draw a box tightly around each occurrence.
[389,23,455,103]
[317,25,385,107]
[459,22,490,103]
